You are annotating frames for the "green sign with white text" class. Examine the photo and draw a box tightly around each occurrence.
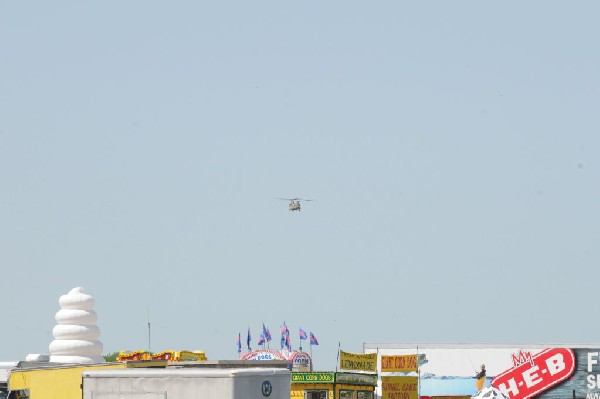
[336,373,378,386]
[292,372,335,383]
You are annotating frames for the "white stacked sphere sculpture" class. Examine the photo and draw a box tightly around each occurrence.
[49,287,104,363]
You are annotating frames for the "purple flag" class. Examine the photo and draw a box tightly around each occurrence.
[299,328,308,340]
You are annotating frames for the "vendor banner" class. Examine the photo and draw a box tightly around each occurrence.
[339,350,377,372]
[382,354,419,372]
[382,376,418,399]
[363,345,600,399]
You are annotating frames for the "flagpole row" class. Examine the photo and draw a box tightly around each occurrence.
[238,323,318,364]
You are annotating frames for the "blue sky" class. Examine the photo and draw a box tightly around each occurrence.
[1,1,599,371]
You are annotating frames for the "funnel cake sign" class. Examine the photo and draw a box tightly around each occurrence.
[491,349,575,399]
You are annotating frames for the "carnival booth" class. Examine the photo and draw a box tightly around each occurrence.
[291,372,377,399]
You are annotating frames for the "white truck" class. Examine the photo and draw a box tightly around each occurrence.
[82,367,291,399]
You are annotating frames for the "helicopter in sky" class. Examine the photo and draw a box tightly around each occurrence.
[277,197,314,212]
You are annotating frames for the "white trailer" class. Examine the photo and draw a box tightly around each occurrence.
[82,368,291,399]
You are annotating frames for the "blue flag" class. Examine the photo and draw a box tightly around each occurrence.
[310,332,319,346]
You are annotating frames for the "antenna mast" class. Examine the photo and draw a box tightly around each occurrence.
[147,309,152,353]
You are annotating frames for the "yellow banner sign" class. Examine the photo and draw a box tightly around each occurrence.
[381,354,418,372]
[339,350,377,372]
[381,376,418,399]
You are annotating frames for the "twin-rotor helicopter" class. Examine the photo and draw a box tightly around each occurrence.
[276,197,314,212]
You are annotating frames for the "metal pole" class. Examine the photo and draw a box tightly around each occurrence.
[417,346,420,399]
[335,342,341,372]
[147,309,151,354]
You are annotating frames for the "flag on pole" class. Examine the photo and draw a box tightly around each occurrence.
[299,328,307,340]
[258,333,265,346]
[280,322,289,349]
[263,323,272,342]
[285,333,292,351]
[237,333,242,353]
[247,327,252,350]
[310,332,319,345]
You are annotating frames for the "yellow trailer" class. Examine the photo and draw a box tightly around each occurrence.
[7,360,166,399]
[8,362,126,399]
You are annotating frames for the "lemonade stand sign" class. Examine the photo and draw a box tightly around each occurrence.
[339,351,377,372]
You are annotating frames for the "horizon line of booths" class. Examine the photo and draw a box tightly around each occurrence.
[0,359,377,399]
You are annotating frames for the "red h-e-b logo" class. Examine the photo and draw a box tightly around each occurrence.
[491,348,576,399]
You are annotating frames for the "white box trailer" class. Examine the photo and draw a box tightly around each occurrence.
[82,367,291,399]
